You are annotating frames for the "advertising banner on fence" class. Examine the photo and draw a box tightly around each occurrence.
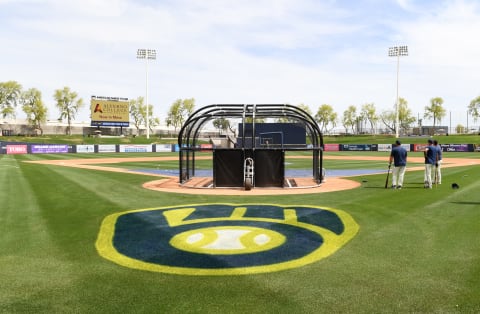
[412,143,474,152]
[378,143,411,152]
[155,144,172,152]
[98,145,117,153]
[340,144,378,151]
[200,144,213,151]
[377,144,393,152]
[413,144,428,152]
[31,144,69,154]
[6,144,28,154]
[440,144,470,152]
[324,144,339,151]
[119,145,153,153]
[76,145,95,153]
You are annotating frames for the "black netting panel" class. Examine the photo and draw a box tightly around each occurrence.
[213,149,245,187]
[254,150,284,187]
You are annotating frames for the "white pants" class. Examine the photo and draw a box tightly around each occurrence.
[435,160,442,184]
[424,164,434,187]
[392,166,406,187]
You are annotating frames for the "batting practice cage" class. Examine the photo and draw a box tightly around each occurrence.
[178,104,324,190]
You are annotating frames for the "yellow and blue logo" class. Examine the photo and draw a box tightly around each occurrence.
[96,203,359,275]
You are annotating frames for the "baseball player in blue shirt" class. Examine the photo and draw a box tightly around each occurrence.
[389,140,407,189]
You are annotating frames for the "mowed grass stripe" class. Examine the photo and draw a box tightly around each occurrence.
[0,156,83,313]
[0,158,165,313]
[2,153,480,313]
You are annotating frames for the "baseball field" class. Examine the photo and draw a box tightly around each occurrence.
[1,148,480,313]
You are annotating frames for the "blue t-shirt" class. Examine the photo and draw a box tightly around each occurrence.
[435,145,443,161]
[390,145,407,166]
[424,145,436,164]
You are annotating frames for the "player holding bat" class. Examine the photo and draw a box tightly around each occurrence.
[388,140,408,189]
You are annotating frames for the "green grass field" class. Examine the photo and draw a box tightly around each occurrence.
[3,133,480,145]
[1,150,480,313]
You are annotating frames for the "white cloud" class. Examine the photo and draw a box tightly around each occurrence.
[0,0,479,128]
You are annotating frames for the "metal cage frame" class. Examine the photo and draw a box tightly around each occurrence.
[177,104,324,187]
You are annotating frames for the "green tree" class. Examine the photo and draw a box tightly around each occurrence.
[21,88,48,135]
[129,97,159,136]
[212,117,231,133]
[182,98,195,116]
[297,103,312,116]
[129,97,145,135]
[342,106,357,134]
[54,87,84,135]
[424,97,446,133]
[276,104,312,123]
[166,98,196,132]
[380,98,416,135]
[315,104,337,134]
[147,104,160,135]
[360,103,378,134]
[0,81,22,119]
[468,96,480,123]
[244,116,266,123]
[456,124,465,134]
[398,98,416,134]
[380,110,395,134]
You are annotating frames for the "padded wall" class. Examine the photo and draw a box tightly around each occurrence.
[254,149,284,187]
[213,149,284,188]
[213,149,245,187]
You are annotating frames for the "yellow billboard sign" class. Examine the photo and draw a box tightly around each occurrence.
[91,96,129,127]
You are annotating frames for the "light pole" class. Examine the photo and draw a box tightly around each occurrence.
[137,48,156,139]
[388,45,408,138]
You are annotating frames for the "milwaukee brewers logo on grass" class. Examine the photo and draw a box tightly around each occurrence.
[96,204,359,275]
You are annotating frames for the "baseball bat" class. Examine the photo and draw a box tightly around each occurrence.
[385,164,391,189]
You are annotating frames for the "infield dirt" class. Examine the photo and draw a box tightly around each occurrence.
[28,155,480,195]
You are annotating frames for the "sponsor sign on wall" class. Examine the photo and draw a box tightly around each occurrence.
[31,144,69,154]
[324,144,339,151]
[378,143,411,152]
[413,144,428,152]
[377,144,393,152]
[440,144,470,152]
[6,144,28,154]
[119,145,153,153]
[155,144,172,152]
[199,144,213,151]
[340,144,377,151]
[98,144,117,153]
[76,145,95,153]
[415,143,473,152]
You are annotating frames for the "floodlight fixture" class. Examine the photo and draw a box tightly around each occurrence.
[388,45,408,138]
[137,48,157,139]
[388,45,408,57]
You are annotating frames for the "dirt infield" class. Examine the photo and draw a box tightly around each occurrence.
[28,155,480,195]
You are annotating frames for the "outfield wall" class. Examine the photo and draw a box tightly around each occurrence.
[0,142,175,154]
[1,141,480,154]
[336,143,480,152]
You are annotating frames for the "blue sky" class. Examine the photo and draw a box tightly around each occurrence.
[1,0,480,130]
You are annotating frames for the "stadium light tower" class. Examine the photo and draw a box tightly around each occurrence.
[137,49,156,139]
[388,45,408,138]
